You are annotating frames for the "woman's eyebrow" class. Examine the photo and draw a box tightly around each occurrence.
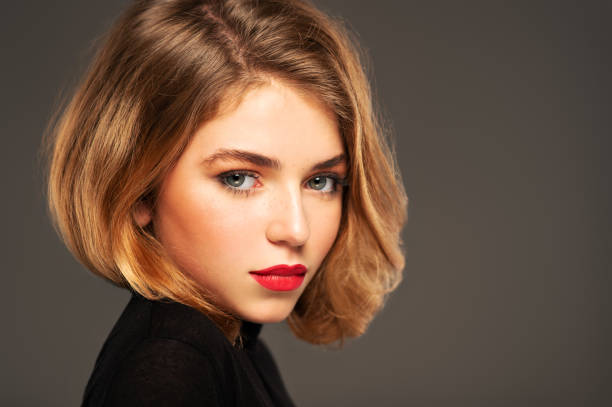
[202,148,346,171]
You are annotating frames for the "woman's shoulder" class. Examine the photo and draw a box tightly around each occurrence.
[104,336,225,406]
[146,293,233,356]
[83,293,235,407]
[106,292,234,360]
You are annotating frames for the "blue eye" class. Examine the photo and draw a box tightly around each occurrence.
[224,172,255,189]
[218,170,347,197]
[307,173,348,195]
[219,171,258,193]
[307,175,335,192]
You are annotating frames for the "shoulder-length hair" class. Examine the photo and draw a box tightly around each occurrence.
[44,0,407,345]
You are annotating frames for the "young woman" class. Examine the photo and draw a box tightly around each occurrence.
[44,0,407,405]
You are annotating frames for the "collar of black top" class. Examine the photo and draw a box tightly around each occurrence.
[240,320,263,349]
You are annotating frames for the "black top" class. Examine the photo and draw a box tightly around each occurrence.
[82,292,296,407]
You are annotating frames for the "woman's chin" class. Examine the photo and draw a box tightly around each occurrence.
[238,304,295,325]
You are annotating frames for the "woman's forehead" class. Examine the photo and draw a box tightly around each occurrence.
[189,81,344,162]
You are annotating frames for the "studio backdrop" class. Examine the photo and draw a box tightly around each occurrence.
[5,0,611,406]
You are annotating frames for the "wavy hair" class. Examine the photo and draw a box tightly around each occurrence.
[44,0,408,345]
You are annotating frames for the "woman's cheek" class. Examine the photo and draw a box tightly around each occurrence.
[310,200,343,261]
[197,193,263,249]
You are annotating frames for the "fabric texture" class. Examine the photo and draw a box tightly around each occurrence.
[82,292,296,407]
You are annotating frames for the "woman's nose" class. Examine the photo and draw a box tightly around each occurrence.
[265,186,310,247]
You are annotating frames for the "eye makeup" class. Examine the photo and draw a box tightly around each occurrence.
[216,170,347,198]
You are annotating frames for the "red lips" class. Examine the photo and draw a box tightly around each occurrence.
[249,264,307,291]
[250,264,307,276]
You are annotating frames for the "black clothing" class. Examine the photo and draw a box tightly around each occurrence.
[82,292,295,406]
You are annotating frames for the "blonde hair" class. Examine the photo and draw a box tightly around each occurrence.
[44,0,408,345]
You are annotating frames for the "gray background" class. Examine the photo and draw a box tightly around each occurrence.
[3,0,611,406]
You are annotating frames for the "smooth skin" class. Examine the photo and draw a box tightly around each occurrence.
[136,79,346,323]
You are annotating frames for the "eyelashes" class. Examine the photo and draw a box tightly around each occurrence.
[217,170,348,198]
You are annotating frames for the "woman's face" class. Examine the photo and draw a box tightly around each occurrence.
[137,80,346,323]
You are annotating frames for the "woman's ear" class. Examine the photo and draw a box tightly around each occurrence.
[133,200,152,228]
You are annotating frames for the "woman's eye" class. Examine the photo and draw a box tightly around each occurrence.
[221,172,258,190]
[219,171,345,197]
[307,175,336,193]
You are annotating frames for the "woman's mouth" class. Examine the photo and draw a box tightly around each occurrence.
[249,264,307,291]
